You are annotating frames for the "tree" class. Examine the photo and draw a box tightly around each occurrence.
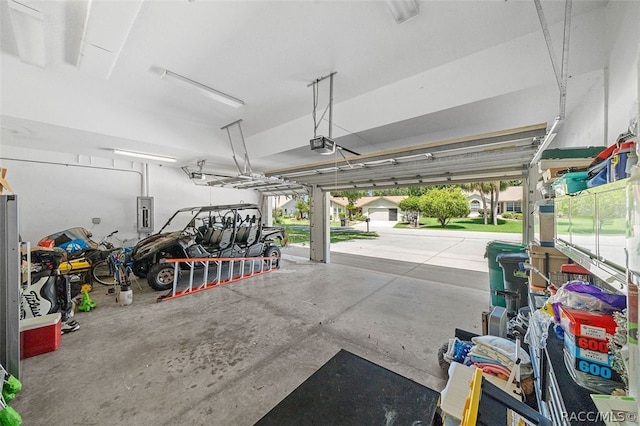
[372,188,408,196]
[488,181,510,225]
[461,182,492,225]
[407,186,429,197]
[332,190,366,220]
[273,207,284,224]
[295,199,309,220]
[332,190,366,205]
[419,187,470,227]
[398,196,421,227]
[463,181,514,225]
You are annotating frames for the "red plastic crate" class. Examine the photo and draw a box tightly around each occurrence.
[20,313,61,359]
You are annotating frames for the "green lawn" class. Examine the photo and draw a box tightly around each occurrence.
[556,216,625,235]
[279,216,521,245]
[394,217,522,233]
[280,219,379,245]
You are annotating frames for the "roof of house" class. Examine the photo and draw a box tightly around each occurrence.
[463,186,523,202]
[499,186,523,202]
[331,196,408,208]
[273,196,300,208]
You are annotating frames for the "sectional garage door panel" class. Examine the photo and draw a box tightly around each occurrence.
[368,208,389,221]
[264,123,547,191]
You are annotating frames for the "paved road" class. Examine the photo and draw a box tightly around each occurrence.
[292,221,523,273]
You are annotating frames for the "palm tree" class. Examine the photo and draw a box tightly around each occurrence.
[488,181,510,225]
[462,182,510,225]
[461,182,492,225]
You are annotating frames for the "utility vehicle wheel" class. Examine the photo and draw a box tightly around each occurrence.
[131,261,149,278]
[147,263,177,291]
[264,246,281,269]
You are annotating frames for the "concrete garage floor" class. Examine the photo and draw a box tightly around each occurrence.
[13,229,518,425]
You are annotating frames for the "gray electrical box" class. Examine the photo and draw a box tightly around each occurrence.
[137,196,154,234]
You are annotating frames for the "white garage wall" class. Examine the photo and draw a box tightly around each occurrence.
[605,1,640,143]
[147,164,259,231]
[553,70,607,148]
[0,153,259,245]
[553,2,639,150]
[1,157,142,244]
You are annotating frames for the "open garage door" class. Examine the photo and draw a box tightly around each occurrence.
[265,123,547,191]
[266,123,547,263]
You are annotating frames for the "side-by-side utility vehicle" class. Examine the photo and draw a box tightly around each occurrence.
[130,204,287,290]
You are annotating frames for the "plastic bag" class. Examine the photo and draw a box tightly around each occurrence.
[551,281,626,313]
[524,309,554,351]
[0,406,22,426]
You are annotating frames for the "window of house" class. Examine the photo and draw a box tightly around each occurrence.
[470,200,480,212]
[505,201,522,212]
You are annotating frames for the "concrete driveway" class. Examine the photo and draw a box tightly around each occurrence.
[330,221,522,272]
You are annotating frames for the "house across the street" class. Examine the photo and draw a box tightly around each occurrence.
[466,186,524,217]
[331,196,406,221]
[276,187,524,222]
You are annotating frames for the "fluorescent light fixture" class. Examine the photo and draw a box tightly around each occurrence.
[160,69,244,108]
[8,0,46,67]
[386,0,420,24]
[113,149,177,163]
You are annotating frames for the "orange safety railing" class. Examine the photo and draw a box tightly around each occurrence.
[156,255,279,302]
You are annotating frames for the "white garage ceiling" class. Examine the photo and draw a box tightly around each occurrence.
[0,0,610,183]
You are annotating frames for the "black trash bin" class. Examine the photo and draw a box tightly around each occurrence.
[496,252,530,315]
[485,241,526,308]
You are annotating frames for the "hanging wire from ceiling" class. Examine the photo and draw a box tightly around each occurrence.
[321,118,379,151]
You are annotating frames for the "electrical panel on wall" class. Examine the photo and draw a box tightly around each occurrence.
[137,196,153,234]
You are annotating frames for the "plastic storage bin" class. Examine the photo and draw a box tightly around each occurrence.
[486,241,526,309]
[20,313,62,359]
[496,252,530,314]
[552,171,589,196]
[609,141,637,181]
[587,160,609,188]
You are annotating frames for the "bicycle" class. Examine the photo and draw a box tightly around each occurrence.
[89,231,131,286]
[53,229,118,286]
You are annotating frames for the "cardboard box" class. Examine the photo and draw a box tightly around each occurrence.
[564,332,612,364]
[559,306,617,341]
[20,313,61,359]
[554,285,626,386]
[534,203,555,247]
[564,330,622,382]
[527,243,569,288]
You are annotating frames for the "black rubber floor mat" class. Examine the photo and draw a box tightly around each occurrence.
[255,349,439,426]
